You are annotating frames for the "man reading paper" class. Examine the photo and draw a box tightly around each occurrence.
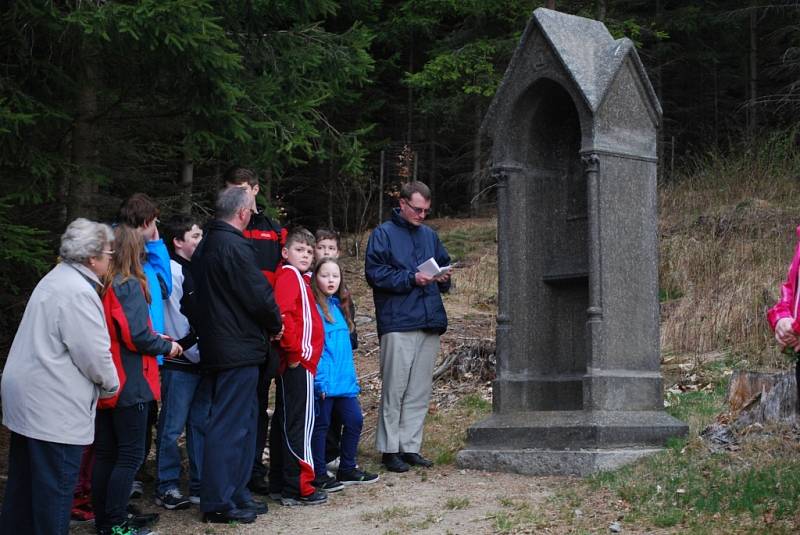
[365,181,451,473]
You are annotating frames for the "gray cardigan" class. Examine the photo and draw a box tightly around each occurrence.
[1,262,119,445]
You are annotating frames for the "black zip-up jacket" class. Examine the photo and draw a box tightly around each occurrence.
[191,220,283,371]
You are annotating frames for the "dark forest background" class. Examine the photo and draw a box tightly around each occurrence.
[1,0,799,348]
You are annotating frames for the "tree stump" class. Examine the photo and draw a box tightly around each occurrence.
[726,369,798,426]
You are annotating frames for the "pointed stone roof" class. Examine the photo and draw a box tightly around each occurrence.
[484,8,661,135]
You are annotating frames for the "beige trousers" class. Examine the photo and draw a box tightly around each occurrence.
[375,330,440,454]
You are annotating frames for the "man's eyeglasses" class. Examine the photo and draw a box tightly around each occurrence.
[405,202,431,216]
[102,250,115,256]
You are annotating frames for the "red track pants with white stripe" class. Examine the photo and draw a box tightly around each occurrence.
[269,365,316,498]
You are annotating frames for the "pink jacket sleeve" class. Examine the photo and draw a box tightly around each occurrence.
[767,225,800,332]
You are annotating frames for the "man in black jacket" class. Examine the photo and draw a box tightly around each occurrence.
[191,186,283,524]
[223,166,285,495]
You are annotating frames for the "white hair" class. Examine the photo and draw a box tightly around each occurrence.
[59,218,114,263]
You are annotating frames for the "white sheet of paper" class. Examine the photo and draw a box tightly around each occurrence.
[416,257,451,277]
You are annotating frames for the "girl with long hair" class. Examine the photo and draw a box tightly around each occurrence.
[92,225,181,535]
[309,258,378,491]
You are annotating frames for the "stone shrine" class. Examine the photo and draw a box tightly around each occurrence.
[457,8,687,476]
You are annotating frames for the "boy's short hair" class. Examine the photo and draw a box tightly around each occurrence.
[314,228,340,247]
[118,193,159,228]
[223,165,259,187]
[400,181,431,201]
[284,227,315,249]
[163,214,202,255]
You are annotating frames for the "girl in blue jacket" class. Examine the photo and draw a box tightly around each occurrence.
[310,258,379,489]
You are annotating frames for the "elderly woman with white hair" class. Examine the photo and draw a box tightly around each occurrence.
[0,218,120,535]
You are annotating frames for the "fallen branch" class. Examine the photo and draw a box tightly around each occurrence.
[433,345,465,381]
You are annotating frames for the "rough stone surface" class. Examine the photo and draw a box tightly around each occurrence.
[460,7,687,476]
[457,447,664,477]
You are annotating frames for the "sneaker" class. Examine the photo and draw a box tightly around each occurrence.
[188,495,200,505]
[280,490,328,506]
[70,506,94,525]
[106,521,159,535]
[129,480,144,499]
[126,504,159,528]
[70,495,94,524]
[154,488,191,510]
[313,474,344,492]
[337,468,380,485]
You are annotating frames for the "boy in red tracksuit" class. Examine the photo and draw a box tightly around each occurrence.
[268,228,326,506]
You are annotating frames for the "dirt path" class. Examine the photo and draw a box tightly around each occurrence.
[71,467,563,535]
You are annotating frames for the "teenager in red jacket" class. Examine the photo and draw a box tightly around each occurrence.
[268,228,326,506]
[94,225,182,535]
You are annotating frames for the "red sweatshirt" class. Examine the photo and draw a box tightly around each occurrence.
[274,265,324,375]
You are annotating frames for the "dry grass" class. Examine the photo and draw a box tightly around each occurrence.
[659,134,800,366]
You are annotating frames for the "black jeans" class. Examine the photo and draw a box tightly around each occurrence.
[92,403,148,529]
[0,432,82,535]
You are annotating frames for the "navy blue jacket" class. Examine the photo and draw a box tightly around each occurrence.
[365,208,450,337]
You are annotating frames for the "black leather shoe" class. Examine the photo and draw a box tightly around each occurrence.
[401,452,434,467]
[238,499,268,515]
[381,452,410,473]
[202,507,257,524]
[248,476,271,495]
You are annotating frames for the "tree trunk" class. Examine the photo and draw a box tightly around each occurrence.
[470,103,483,216]
[67,44,99,222]
[654,0,664,180]
[429,137,437,201]
[180,150,193,215]
[261,167,273,202]
[594,0,606,21]
[747,7,758,139]
[714,62,719,148]
[378,149,385,225]
[327,165,334,230]
[546,0,555,10]
[407,31,414,144]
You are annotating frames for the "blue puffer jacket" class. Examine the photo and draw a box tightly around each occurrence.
[143,239,172,365]
[315,296,359,398]
[365,208,450,337]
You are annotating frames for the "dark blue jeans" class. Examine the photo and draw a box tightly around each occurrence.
[0,431,82,535]
[312,396,363,476]
[92,403,148,530]
[155,369,210,496]
[200,366,258,513]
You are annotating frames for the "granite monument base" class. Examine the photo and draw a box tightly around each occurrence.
[457,411,687,476]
